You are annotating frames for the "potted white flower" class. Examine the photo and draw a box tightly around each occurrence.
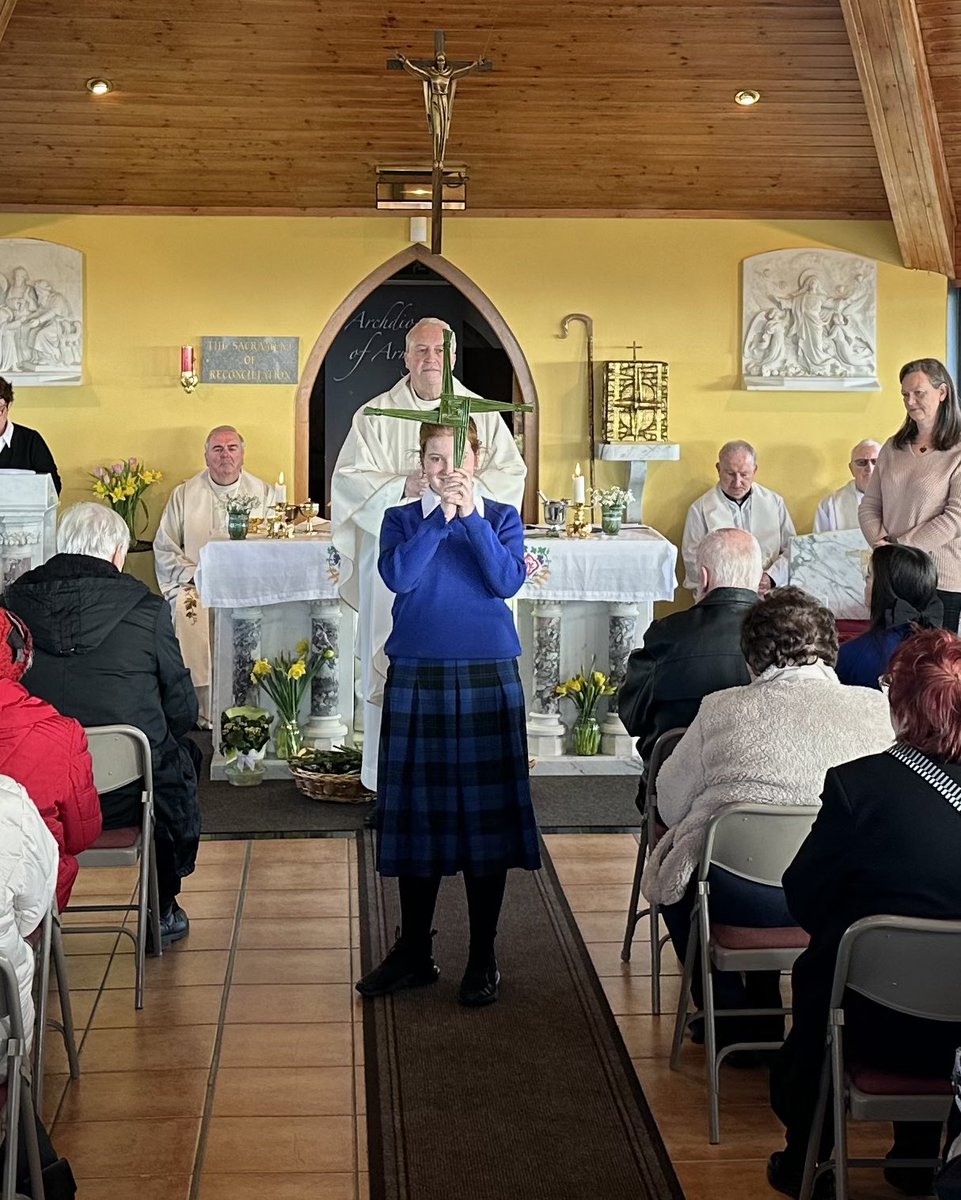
[590,486,635,536]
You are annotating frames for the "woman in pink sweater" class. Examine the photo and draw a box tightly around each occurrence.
[860,357,961,632]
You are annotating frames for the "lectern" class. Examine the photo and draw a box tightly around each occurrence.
[0,473,58,588]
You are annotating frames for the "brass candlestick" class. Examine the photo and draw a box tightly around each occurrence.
[567,503,593,539]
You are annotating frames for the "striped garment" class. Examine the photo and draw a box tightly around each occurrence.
[860,438,961,592]
[376,658,541,878]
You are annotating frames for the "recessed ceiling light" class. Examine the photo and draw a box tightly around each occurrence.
[734,89,761,107]
[85,78,113,95]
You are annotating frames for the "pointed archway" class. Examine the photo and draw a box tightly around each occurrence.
[294,244,539,523]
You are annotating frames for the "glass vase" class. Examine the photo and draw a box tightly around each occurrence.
[224,760,266,787]
[274,719,304,760]
[571,715,601,756]
[227,511,248,540]
[601,505,622,537]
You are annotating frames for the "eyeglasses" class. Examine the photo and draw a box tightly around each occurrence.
[878,673,892,694]
[852,458,878,468]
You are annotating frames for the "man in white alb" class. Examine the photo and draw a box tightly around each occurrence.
[812,439,880,532]
[331,317,527,794]
[154,426,276,724]
[681,440,795,594]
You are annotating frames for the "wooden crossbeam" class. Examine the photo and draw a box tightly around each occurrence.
[0,0,18,41]
[839,0,956,276]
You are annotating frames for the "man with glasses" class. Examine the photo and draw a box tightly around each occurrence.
[154,426,276,725]
[0,376,61,493]
[813,438,881,532]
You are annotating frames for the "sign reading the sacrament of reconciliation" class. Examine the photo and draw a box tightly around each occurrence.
[201,336,299,384]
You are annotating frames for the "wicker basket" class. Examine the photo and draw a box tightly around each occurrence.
[288,765,374,804]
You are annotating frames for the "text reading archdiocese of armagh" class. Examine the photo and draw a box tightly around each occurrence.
[200,336,300,385]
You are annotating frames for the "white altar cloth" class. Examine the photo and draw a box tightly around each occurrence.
[196,534,347,608]
[521,528,677,603]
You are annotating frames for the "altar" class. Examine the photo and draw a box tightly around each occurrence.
[0,473,58,588]
[196,526,678,779]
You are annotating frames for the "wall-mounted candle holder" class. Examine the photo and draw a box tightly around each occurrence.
[180,345,199,393]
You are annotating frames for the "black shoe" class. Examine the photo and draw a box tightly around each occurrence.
[363,802,381,831]
[458,955,500,1008]
[355,929,439,997]
[147,903,189,953]
[767,1151,834,1199]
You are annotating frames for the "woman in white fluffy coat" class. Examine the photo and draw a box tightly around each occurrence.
[643,589,892,907]
[0,772,58,1064]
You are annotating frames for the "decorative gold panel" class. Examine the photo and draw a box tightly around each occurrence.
[602,361,669,443]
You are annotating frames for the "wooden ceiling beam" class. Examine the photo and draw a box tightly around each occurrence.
[840,0,956,275]
[0,0,18,41]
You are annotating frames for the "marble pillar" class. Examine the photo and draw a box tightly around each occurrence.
[526,600,566,757]
[304,598,349,749]
[602,602,639,756]
[231,607,262,708]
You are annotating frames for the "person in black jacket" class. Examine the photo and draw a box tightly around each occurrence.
[1,501,201,946]
[618,527,760,810]
[0,376,61,493]
[768,627,961,1199]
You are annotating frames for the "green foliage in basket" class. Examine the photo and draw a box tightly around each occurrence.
[290,744,364,776]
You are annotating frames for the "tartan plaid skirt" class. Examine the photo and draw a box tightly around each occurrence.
[376,658,542,878]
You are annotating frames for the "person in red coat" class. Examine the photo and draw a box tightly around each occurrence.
[0,610,101,910]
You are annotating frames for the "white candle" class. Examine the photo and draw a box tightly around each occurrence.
[572,463,586,505]
[275,471,287,505]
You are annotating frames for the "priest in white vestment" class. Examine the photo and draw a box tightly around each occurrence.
[812,439,880,533]
[330,317,527,792]
[154,426,276,724]
[681,440,795,593]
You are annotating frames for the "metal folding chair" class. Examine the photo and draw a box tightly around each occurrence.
[801,915,961,1200]
[30,904,80,1113]
[620,726,686,1014]
[670,802,819,1143]
[63,725,162,1010]
[0,951,44,1200]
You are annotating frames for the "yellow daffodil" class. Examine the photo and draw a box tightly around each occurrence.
[593,671,607,688]
[111,487,125,502]
[568,678,583,692]
[287,660,306,680]
[295,639,310,657]
[251,658,271,679]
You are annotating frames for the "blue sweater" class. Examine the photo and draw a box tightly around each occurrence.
[379,499,525,661]
[836,625,911,689]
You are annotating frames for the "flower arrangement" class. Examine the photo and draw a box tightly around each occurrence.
[91,458,163,542]
[250,639,328,724]
[219,706,271,769]
[222,494,259,518]
[591,485,634,511]
[555,663,617,718]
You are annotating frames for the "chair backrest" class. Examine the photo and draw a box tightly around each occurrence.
[648,727,687,806]
[830,915,961,1021]
[0,953,20,1034]
[84,724,153,795]
[700,803,820,887]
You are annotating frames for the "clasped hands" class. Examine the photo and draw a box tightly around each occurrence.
[404,469,475,519]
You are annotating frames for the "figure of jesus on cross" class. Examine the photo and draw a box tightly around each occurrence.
[395,32,489,166]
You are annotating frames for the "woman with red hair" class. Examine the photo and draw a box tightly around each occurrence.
[768,627,961,1197]
[0,609,101,910]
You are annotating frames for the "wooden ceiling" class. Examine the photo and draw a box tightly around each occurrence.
[1,1,961,273]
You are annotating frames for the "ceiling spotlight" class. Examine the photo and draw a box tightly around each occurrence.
[734,89,761,107]
[85,78,113,95]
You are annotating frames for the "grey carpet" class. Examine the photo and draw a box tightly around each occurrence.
[358,832,683,1200]
[194,733,642,837]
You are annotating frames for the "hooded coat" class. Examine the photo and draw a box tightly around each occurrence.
[2,553,201,879]
[0,677,101,910]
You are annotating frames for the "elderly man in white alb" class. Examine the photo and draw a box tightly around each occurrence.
[812,438,881,532]
[681,440,795,594]
[154,426,275,724]
[331,316,527,796]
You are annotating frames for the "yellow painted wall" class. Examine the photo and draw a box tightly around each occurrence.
[0,215,946,600]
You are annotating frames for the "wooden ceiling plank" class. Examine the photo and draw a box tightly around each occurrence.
[840,0,956,274]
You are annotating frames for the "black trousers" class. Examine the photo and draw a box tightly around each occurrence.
[938,589,961,634]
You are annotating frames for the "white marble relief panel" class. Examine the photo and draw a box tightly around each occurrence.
[0,238,84,386]
[742,249,878,391]
[789,529,870,620]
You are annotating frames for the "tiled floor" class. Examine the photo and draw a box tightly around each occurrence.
[44,832,897,1198]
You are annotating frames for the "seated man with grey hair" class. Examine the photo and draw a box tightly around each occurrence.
[813,438,881,532]
[681,439,795,594]
[3,502,202,946]
[154,425,276,724]
[619,528,761,809]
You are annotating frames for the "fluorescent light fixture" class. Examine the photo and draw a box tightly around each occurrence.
[376,166,468,211]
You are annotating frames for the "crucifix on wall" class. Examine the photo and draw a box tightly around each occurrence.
[388,31,491,254]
